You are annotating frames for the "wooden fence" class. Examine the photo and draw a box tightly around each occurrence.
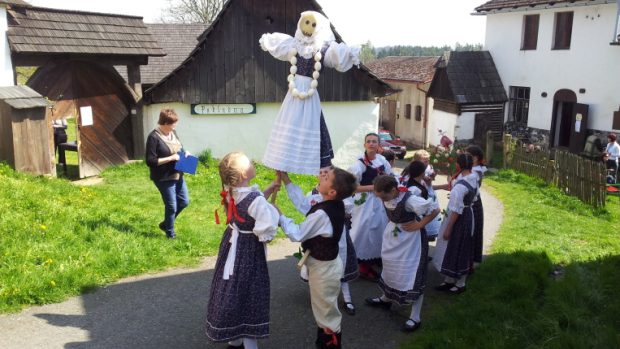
[503,134,607,207]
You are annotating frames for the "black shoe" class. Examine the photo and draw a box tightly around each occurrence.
[158,221,166,232]
[364,297,391,310]
[434,282,455,291]
[401,319,421,332]
[166,232,176,239]
[342,301,356,315]
[226,344,244,349]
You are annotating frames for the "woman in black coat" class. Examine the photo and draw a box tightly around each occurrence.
[145,109,190,238]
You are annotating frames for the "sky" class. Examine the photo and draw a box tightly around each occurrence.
[29,0,487,47]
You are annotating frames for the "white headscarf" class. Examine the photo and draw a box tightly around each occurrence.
[293,11,335,58]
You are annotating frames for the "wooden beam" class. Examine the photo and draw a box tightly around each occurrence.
[12,53,149,67]
[127,64,144,159]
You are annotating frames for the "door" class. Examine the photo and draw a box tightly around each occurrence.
[27,60,134,178]
[568,103,589,154]
[380,99,397,133]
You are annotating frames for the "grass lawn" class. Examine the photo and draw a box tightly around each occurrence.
[402,170,620,349]
[0,158,315,313]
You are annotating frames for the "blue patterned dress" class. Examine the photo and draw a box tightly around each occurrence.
[205,192,271,342]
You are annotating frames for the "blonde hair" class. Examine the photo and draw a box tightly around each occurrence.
[413,149,430,161]
[219,152,251,188]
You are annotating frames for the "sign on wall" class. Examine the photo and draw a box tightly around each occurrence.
[191,103,256,115]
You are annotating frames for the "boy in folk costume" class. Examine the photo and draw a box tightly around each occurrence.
[278,168,357,349]
[280,167,360,315]
[260,11,360,175]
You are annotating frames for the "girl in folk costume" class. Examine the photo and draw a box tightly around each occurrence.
[348,133,392,280]
[280,168,360,316]
[465,145,488,265]
[278,168,358,349]
[434,154,479,294]
[259,11,360,175]
[205,153,279,349]
[401,150,442,241]
[366,172,439,332]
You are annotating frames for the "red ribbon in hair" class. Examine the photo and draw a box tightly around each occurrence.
[218,190,246,225]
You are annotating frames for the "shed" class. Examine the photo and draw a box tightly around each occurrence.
[366,56,440,147]
[0,85,52,175]
[143,0,391,167]
[427,51,507,146]
[6,4,165,178]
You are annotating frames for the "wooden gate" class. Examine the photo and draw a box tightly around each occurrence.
[28,60,134,178]
[474,112,503,146]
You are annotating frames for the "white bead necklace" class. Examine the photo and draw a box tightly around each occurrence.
[287,48,322,100]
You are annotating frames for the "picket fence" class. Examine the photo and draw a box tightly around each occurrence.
[503,134,607,207]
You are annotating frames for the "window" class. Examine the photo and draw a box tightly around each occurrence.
[507,86,530,125]
[405,104,411,119]
[415,105,422,121]
[553,11,573,50]
[521,14,539,50]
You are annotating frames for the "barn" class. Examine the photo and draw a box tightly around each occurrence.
[144,0,391,169]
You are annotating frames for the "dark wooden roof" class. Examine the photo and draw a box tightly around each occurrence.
[146,0,391,104]
[116,23,207,85]
[474,0,606,13]
[6,5,165,57]
[365,56,440,83]
[428,51,507,105]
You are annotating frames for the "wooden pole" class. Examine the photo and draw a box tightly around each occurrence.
[486,130,494,168]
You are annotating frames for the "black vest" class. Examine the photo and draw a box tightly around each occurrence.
[359,158,385,185]
[385,192,420,223]
[301,200,345,261]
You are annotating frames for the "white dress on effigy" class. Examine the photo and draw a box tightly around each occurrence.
[259,13,360,175]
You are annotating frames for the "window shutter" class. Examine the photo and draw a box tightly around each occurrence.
[522,14,539,50]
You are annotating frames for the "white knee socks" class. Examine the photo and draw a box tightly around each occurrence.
[341,282,352,303]
[243,338,258,349]
[409,295,424,322]
[228,338,258,349]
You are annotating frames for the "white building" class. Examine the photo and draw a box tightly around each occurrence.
[475,0,620,152]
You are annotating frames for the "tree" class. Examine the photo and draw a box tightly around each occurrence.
[159,0,225,24]
[359,40,376,64]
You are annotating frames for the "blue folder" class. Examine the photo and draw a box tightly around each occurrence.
[174,151,199,175]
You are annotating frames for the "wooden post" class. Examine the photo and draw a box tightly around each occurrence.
[127,64,144,159]
[485,130,494,168]
[502,134,512,169]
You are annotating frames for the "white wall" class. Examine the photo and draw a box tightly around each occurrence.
[428,108,458,146]
[144,101,379,169]
[0,7,14,86]
[485,3,620,132]
[456,112,476,141]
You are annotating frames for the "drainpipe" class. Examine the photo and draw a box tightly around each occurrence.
[615,0,620,42]
[416,82,430,148]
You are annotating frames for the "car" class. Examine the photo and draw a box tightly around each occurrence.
[378,130,407,159]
